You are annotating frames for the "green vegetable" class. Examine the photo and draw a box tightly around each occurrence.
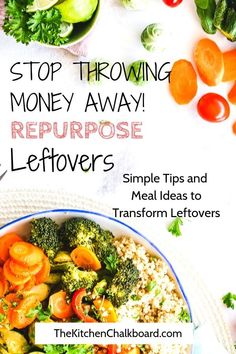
[43,344,93,354]
[214,0,236,41]
[121,0,148,10]
[127,60,148,86]
[3,1,70,46]
[54,251,72,263]
[222,292,236,309]
[29,217,61,260]
[146,280,157,292]
[130,294,141,301]
[61,263,98,294]
[93,229,119,273]
[92,279,107,297]
[26,304,51,321]
[107,258,139,307]
[195,0,217,34]
[167,217,183,237]
[59,217,101,249]
[178,308,191,322]
[45,273,62,284]
[141,23,162,52]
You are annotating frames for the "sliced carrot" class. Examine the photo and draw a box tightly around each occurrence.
[35,256,51,285]
[49,290,74,319]
[228,82,236,104]
[194,38,224,86]
[10,295,40,329]
[9,242,44,267]
[0,268,9,296]
[169,59,198,105]
[9,259,43,276]
[93,298,117,323]
[3,259,31,286]
[0,233,22,263]
[22,276,36,291]
[71,246,101,271]
[223,49,236,82]
[4,293,22,323]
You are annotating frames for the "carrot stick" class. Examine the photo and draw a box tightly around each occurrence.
[169,59,198,104]
[228,82,236,104]
[194,38,224,86]
[223,50,236,82]
[0,233,22,263]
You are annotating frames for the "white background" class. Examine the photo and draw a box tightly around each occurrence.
[0,0,235,341]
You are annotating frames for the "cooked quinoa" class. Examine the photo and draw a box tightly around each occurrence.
[114,237,190,354]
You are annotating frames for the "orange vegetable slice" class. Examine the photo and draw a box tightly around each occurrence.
[9,259,42,276]
[10,295,40,329]
[0,268,9,296]
[35,255,50,285]
[223,49,236,82]
[49,290,74,319]
[9,242,44,267]
[3,259,31,286]
[93,298,118,323]
[0,233,22,263]
[121,346,140,354]
[194,38,224,86]
[228,82,236,104]
[169,59,198,104]
[70,246,101,271]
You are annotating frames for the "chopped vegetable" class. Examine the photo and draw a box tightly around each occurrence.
[228,82,236,104]
[169,59,198,104]
[0,233,22,263]
[21,283,51,302]
[195,0,217,34]
[70,246,101,271]
[214,0,236,41]
[223,49,236,82]
[121,346,140,354]
[61,263,98,294]
[54,251,72,263]
[49,291,74,319]
[3,259,31,285]
[168,217,183,237]
[10,295,40,329]
[9,242,44,267]
[222,292,236,309]
[232,122,236,135]
[72,288,97,322]
[107,259,139,307]
[9,259,42,276]
[146,280,157,292]
[0,330,29,354]
[194,38,224,86]
[178,308,191,322]
[141,23,162,52]
[93,298,118,322]
[197,93,230,122]
[35,255,51,284]
[29,217,60,260]
[108,345,118,354]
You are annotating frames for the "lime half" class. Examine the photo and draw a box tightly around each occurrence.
[27,0,59,12]
[59,22,73,38]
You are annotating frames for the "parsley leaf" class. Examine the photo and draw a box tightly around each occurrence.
[178,308,191,322]
[27,8,69,46]
[167,217,183,237]
[146,280,157,292]
[104,253,119,273]
[222,292,236,309]
[26,304,51,320]
[0,313,6,322]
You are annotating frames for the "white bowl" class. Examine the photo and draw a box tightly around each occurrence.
[0,208,192,322]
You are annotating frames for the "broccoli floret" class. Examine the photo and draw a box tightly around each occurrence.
[29,217,60,260]
[107,259,139,307]
[93,229,120,273]
[61,263,98,294]
[60,217,101,249]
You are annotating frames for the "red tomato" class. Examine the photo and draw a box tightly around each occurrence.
[197,93,230,123]
[162,0,183,7]
[72,288,97,323]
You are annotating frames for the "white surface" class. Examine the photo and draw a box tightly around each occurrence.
[0,0,235,344]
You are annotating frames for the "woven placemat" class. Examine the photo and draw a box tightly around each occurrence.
[0,189,234,353]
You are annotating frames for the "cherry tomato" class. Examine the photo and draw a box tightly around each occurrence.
[108,345,117,354]
[197,93,230,123]
[162,0,183,7]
